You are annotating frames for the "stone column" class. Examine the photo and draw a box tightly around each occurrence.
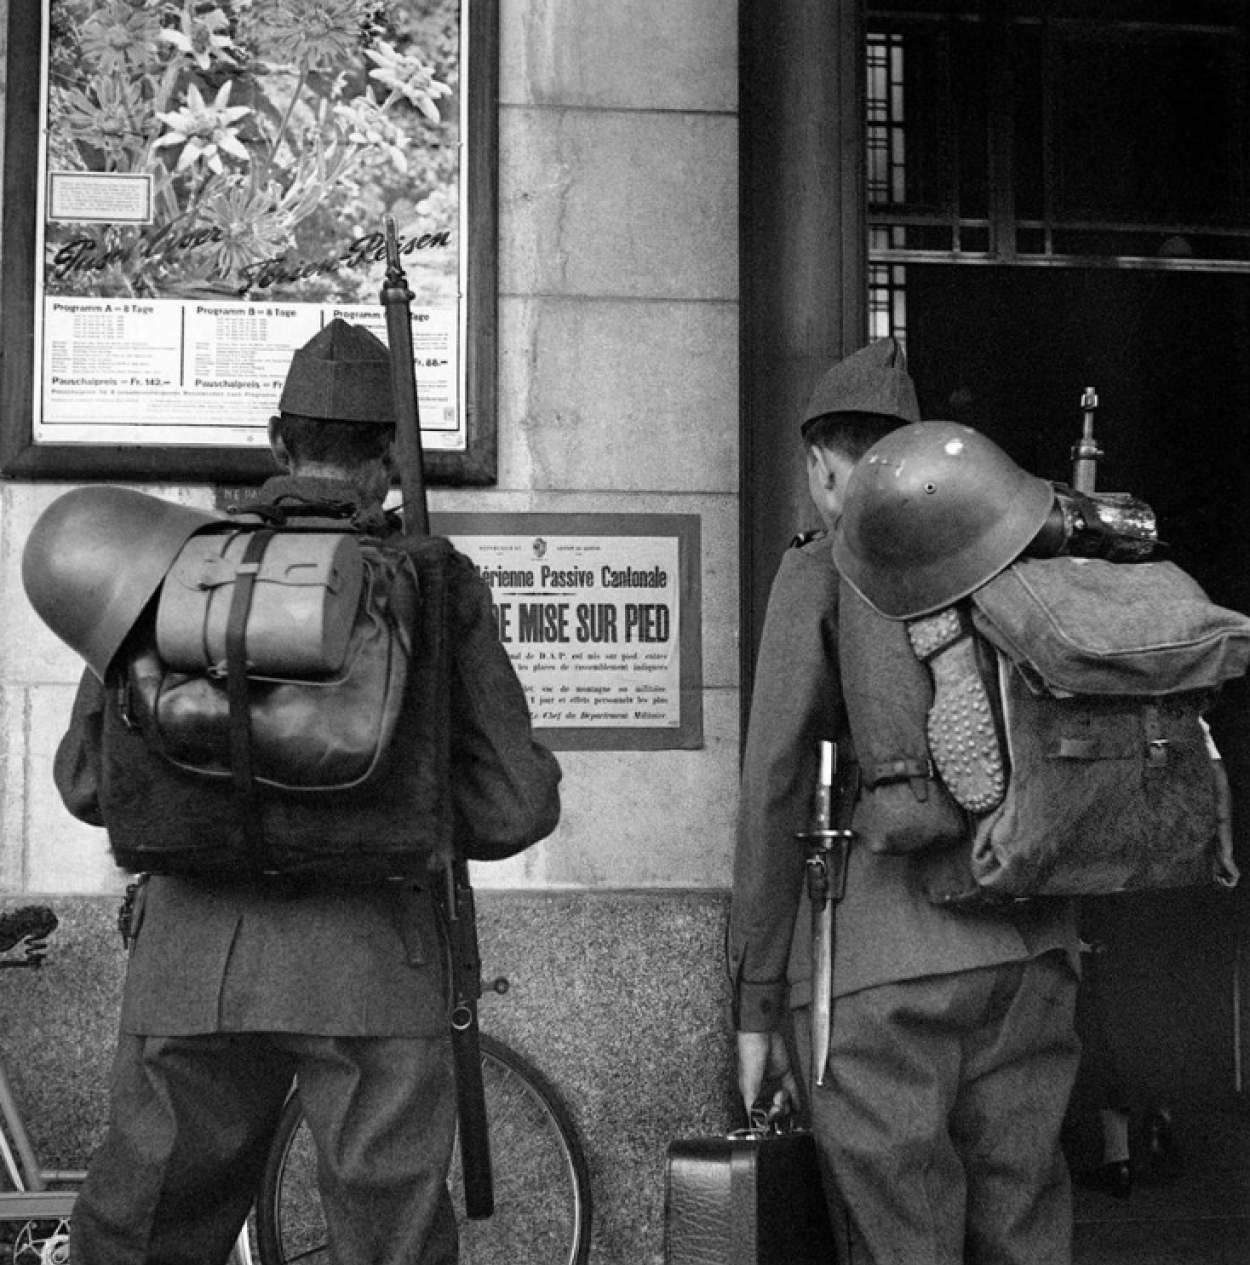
[738,0,868,712]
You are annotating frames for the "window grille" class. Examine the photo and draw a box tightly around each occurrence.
[866,2,1250,342]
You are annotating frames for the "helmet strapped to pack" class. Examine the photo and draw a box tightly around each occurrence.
[69,495,453,881]
[22,487,220,681]
[801,336,921,430]
[278,318,396,423]
[832,421,1056,620]
[97,523,450,881]
[831,405,1250,904]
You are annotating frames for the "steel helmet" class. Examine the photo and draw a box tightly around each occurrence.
[22,486,220,680]
[832,421,1055,619]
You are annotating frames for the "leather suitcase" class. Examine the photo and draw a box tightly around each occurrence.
[664,1128,835,1265]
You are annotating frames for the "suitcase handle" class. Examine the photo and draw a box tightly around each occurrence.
[725,1098,800,1140]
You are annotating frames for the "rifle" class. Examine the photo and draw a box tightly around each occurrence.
[1028,387,1158,562]
[1071,386,1103,496]
[381,216,494,1218]
[381,217,430,538]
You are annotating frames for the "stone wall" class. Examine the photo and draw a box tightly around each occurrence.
[0,3,742,1259]
[0,891,738,1265]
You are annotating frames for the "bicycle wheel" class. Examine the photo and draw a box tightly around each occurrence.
[254,1033,592,1265]
[4,1215,71,1265]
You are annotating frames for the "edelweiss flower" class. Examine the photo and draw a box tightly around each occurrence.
[159,7,237,72]
[154,81,253,175]
[333,89,408,171]
[366,40,451,122]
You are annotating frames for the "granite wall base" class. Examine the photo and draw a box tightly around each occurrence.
[0,889,737,1265]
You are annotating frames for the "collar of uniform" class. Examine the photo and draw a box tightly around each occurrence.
[252,475,399,537]
[256,474,363,506]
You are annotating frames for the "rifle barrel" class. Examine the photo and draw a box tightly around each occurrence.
[1071,386,1101,495]
[380,217,492,1215]
[381,216,430,537]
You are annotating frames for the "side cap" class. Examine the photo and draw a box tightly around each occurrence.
[802,337,921,429]
[278,317,395,423]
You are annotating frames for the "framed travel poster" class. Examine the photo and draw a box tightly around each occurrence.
[0,0,498,484]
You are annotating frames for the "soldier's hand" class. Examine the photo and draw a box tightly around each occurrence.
[736,1029,796,1123]
[1212,758,1240,888]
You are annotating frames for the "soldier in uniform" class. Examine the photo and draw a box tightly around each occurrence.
[45,320,562,1264]
[728,338,1082,1264]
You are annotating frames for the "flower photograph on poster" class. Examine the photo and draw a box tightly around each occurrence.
[44,0,459,304]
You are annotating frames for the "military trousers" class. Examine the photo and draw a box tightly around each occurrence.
[799,949,1080,1265]
[71,1030,458,1265]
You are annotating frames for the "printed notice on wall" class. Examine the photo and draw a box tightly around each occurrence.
[432,512,703,751]
[36,297,461,452]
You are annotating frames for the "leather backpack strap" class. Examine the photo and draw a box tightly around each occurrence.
[224,528,274,861]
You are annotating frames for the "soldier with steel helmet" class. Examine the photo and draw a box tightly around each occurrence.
[727,342,1081,1264]
[33,318,561,1265]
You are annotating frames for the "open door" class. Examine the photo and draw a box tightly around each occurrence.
[907,262,1250,1105]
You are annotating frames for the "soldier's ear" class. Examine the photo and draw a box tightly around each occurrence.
[268,416,291,470]
[809,445,838,489]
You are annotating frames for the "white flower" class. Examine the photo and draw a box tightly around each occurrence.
[154,82,253,174]
[365,39,451,123]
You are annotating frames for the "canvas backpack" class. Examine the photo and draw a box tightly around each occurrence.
[97,502,457,880]
[908,556,1250,904]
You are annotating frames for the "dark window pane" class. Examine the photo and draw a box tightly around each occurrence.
[954,19,991,220]
[1052,31,1243,224]
[961,225,992,253]
[1012,24,1045,220]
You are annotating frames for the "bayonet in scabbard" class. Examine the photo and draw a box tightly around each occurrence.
[797,741,854,1088]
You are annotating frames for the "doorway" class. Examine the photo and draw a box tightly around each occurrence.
[907,263,1250,1254]
[905,264,1250,616]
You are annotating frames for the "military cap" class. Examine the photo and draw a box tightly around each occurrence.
[802,336,921,429]
[279,318,396,423]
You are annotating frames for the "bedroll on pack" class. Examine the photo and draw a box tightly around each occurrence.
[156,526,365,677]
[838,579,970,854]
[924,556,1250,902]
[96,511,458,881]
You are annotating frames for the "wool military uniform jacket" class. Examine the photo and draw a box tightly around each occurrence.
[54,476,562,1038]
[729,534,1078,1031]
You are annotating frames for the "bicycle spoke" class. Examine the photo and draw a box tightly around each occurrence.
[255,1035,590,1265]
